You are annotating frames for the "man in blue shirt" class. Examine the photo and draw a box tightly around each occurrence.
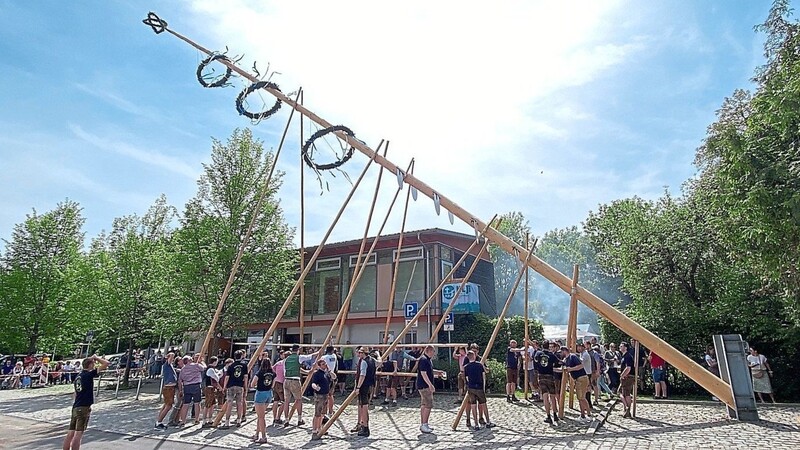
[506,340,525,403]
[619,342,635,418]
[63,354,109,450]
[416,345,436,434]
[535,340,560,424]
[560,345,592,423]
[464,350,496,431]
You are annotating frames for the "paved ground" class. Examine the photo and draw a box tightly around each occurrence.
[1,383,799,449]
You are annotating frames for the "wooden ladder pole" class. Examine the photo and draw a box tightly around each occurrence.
[299,90,305,344]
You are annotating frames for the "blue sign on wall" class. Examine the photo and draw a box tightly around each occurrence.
[404,302,418,319]
[441,282,481,313]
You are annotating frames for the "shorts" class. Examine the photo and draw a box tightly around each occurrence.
[527,369,539,387]
[69,406,91,431]
[162,385,176,407]
[538,374,556,395]
[621,377,635,397]
[652,367,666,383]
[358,385,371,406]
[226,386,244,403]
[419,387,433,408]
[574,375,589,398]
[273,382,285,402]
[467,388,487,404]
[183,383,202,405]
[204,386,220,407]
[314,393,327,417]
[506,368,519,383]
[254,390,273,404]
[457,372,466,391]
[390,376,401,389]
[284,379,302,403]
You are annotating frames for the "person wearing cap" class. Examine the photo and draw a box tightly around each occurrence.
[350,346,377,437]
[282,344,320,428]
[561,345,592,423]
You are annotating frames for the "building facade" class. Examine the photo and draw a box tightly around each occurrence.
[248,228,496,346]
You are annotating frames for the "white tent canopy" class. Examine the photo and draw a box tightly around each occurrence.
[542,324,600,343]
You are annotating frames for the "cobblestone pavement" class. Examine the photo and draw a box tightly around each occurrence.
[1,384,798,449]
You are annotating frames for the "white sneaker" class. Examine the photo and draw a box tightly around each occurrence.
[420,423,433,433]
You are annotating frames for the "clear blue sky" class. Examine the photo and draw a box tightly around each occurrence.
[0,1,779,247]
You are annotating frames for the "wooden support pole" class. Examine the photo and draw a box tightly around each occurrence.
[523,233,530,401]
[199,88,302,359]
[299,90,305,344]
[428,238,492,341]
[316,216,498,437]
[148,23,736,409]
[383,163,414,343]
[334,143,391,341]
[560,264,580,418]
[451,239,537,430]
[633,340,640,418]
[300,158,411,395]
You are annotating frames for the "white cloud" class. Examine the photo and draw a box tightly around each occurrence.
[175,0,652,243]
[69,123,200,179]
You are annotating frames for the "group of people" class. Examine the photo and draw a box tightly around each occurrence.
[0,354,78,389]
[462,337,661,424]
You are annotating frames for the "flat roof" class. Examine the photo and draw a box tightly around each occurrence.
[302,227,481,252]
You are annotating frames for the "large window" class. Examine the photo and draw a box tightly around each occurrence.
[393,260,425,309]
[348,265,377,312]
[311,258,341,314]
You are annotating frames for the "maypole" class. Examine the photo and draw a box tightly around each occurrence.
[142,11,735,410]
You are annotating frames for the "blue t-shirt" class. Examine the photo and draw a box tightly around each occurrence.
[162,363,178,385]
[463,361,485,390]
[506,348,519,369]
[416,355,434,389]
[564,354,587,380]
[534,350,557,376]
[311,369,329,395]
[73,369,98,407]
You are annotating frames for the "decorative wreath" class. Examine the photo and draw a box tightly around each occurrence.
[196,54,233,88]
[235,81,282,121]
[302,125,356,171]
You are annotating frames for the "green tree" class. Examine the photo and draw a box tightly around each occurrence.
[1,200,85,354]
[90,195,178,385]
[489,211,533,316]
[172,128,296,351]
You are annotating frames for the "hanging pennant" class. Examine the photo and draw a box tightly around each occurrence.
[433,192,441,215]
[411,186,418,201]
[448,210,454,225]
[396,167,405,189]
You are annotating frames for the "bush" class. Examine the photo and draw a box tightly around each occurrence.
[485,359,506,394]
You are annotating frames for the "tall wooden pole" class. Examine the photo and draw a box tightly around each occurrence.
[523,233,530,401]
[560,264,580,417]
[383,163,414,343]
[199,88,301,359]
[334,144,390,341]
[451,239,537,429]
[299,90,306,344]
[633,340,640,417]
[146,20,735,409]
[316,217,498,437]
